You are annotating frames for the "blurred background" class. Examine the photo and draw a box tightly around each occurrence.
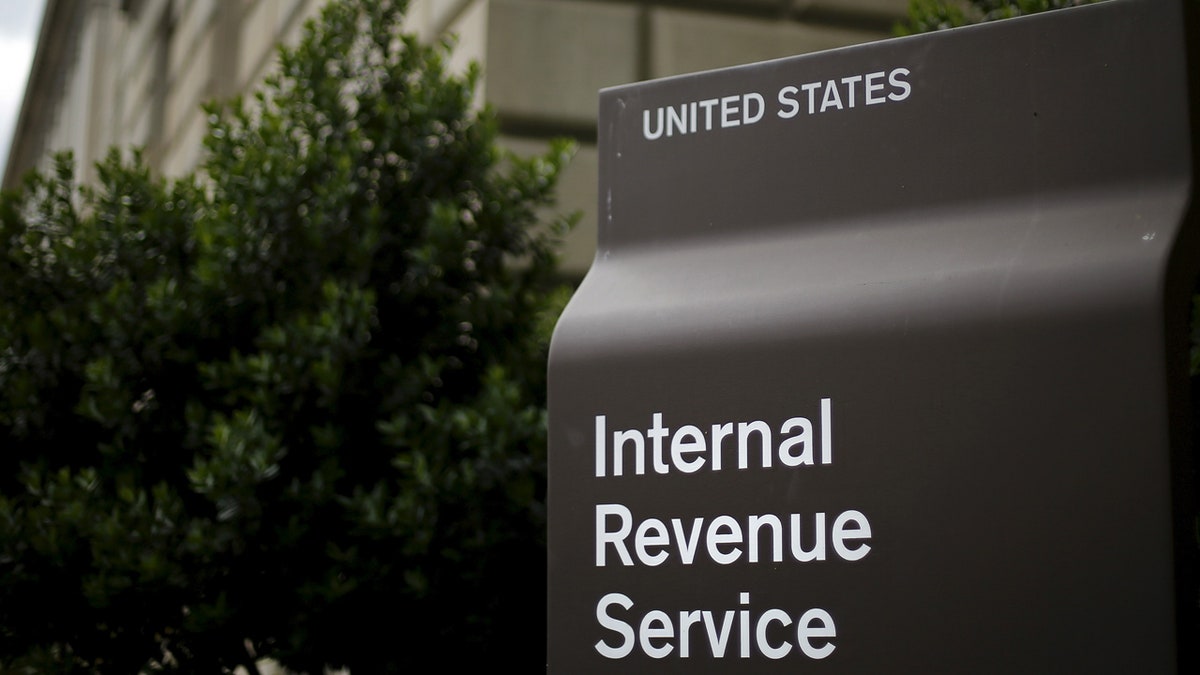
[1,0,911,276]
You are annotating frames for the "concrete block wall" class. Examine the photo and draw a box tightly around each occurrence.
[487,0,640,129]
[483,0,909,275]
[647,9,880,77]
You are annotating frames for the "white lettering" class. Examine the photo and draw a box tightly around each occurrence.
[831,509,872,561]
[797,608,837,659]
[594,504,870,567]
[791,512,826,562]
[865,70,887,104]
[819,79,843,112]
[642,108,664,140]
[840,74,863,107]
[640,610,674,658]
[679,610,702,657]
[704,610,735,657]
[671,518,703,564]
[778,416,814,466]
[748,513,783,563]
[635,517,670,566]
[889,67,912,102]
[596,401,830,477]
[596,503,633,566]
[757,609,793,659]
[707,515,743,565]
[737,420,772,470]
[613,427,644,476]
[711,421,734,471]
[739,592,751,658]
[721,95,740,127]
[594,593,838,661]
[777,85,800,119]
[595,593,635,658]
[699,98,718,130]
[649,412,670,474]
[742,92,765,125]
[801,81,821,114]
[644,68,914,141]
[595,414,607,477]
[666,104,687,137]
[670,424,706,473]
[821,397,833,465]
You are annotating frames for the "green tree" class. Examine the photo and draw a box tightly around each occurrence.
[896,0,1098,34]
[0,0,574,671]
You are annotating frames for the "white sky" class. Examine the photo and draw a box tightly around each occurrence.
[0,0,47,172]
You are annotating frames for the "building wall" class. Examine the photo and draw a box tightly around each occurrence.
[4,0,909,274]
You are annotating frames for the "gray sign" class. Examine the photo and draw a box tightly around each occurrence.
[548,0,1199,671]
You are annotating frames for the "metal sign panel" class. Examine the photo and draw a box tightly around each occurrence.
[548,0,1198,671]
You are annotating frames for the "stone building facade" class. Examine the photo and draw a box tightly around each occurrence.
[4,0,908,274]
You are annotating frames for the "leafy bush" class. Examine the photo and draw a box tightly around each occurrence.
[896,0,1098,34]
[0,0,573,671]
